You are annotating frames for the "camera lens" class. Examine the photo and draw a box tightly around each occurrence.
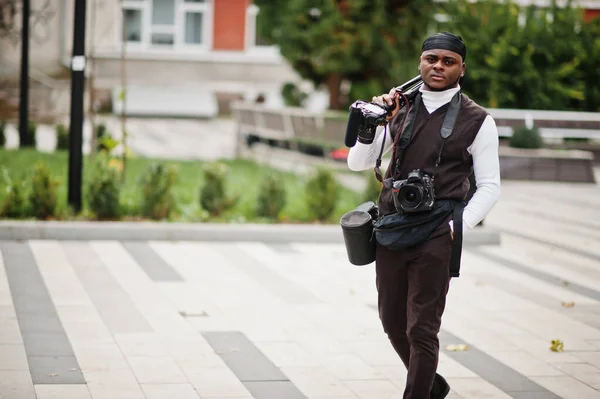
[399,186,423,210]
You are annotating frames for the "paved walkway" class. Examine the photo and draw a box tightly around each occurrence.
[1,180,600,399]
[1,117,239,161]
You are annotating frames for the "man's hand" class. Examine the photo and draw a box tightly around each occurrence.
[372,87,401,121]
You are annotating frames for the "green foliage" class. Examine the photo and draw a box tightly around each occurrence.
[0,169,26,218]
[305,167,339,222]
[510,126,544,149]
[256,0,435,109]
[0,121,6,147]
[199,162,238,216]
[281,82,308,107]
[437,0,600,111]
[96,123,114,153]
[56,124,70,151]
[29,162,59,219]
[0,149,362,224]
[86,156,122,219]
[139,163,177,220]
[363,172,382,203]
[256,174,287,220]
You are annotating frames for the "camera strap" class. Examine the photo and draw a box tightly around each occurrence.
[374,92,422,184]
[432,91,462,179]
[450,201,466,278]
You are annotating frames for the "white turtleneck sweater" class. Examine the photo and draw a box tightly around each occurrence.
[347,85,501,230]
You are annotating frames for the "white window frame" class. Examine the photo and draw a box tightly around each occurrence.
[119,0,151,51]
[117,0,213,52]
[245,4,259,50]
[177,0,212,50]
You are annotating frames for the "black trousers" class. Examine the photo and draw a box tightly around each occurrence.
[375,231,453,399]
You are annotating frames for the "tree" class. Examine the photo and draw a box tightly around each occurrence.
[254,0,435,110]
[437,0,600,111]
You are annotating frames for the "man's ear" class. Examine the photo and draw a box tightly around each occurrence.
[461,63,466,77]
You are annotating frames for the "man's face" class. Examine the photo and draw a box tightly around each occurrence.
[419,49,465,91]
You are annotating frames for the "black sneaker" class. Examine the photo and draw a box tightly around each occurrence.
[430,373,450,399]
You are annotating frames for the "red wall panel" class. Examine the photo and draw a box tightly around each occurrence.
[213,0,248,50]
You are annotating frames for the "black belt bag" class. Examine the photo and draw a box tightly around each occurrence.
[373,200,466,278]
[373,200,453,250]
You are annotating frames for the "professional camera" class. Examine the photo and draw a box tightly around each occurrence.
[344,75,423,147]
[392,169,435,213]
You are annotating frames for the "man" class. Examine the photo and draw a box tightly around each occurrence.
[347,32,501,399]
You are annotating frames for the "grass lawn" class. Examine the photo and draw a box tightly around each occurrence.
[0,148,363,224]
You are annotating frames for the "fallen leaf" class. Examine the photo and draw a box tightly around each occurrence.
[444,344,469,352]
[561,302,575,308]
[550,339,564,352]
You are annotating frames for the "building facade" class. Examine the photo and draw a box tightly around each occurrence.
[1,0,599,119]
[0,0,302,118]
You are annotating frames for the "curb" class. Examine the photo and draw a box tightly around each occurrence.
[0,221,501,246]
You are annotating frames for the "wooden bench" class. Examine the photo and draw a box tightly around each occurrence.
[231,102,598,183]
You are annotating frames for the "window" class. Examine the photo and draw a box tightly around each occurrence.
[122,1,147,44]
[123,9,143,42]
[180,0,210,47]
[120,0,211,49]
[184,12,203,44]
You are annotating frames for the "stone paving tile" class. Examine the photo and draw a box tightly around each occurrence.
[280,366,359,397]
[0,344,29,370]
[183,366,253,398]
[126,356,189,384]
[82,369,147,399]
[530,375,600,399]
[34,384,92,399]
[552,362,600,389]
[446,377,513,399]
[342,379,402,399]
[0,317,24,344]
[0,370,36,399]
[140,383,201,399]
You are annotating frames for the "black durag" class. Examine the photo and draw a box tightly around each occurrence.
[422,32,467,61]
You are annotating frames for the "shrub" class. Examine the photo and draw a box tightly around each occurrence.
[29,161,59,219]
[95,123,121,154]
[139,163,177,220]
[510,126,544,149]
[256,174,287,220]
[281,82,308,107]
[363,172,382,203]
[56,124,69,151]
[0,121,5,147]
[86,156,121,219]
[0,170,26,218]
[305,167,339,222]
[199,162,238,216]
